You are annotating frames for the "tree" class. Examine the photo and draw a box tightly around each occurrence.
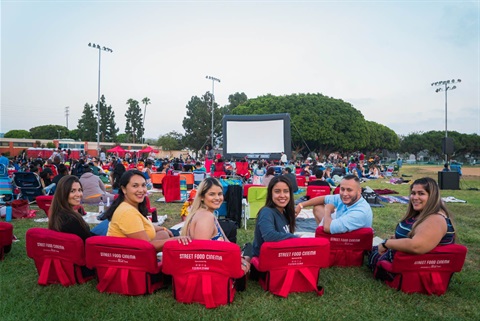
[77,103,97,141]
[182,92,223,155]
[365,121,399,152]
[222,92,248,115]
[125,99,144,143]
[4,130,32,139]
[157,131,184,150]
[30,125,69,140]
[232,93,369,157]
[98,95,119,142]
[115,133,129,143]
[141,97,151,128]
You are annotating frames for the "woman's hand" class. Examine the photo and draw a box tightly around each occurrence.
[175,235,192,245]
[241,257,250,274]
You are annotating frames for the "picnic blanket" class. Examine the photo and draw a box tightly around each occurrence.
[442,196,467,203]
[374,189,399,195]
[378,195,410,204]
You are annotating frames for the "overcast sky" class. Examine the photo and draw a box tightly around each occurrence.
[1,0,479,140]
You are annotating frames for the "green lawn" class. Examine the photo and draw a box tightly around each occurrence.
[1,165,479,321]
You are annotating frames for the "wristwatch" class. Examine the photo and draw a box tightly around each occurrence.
[381,239,389,249]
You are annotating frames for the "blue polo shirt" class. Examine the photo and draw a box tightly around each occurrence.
[324,194,373,234]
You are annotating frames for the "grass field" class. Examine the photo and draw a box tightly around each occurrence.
[1,165,479,321]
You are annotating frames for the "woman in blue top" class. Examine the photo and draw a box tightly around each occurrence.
[181,177,250,274]
[252,175,298,258]
[368,177,456,274]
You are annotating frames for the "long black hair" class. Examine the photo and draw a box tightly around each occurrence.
[261,175,296,233]
[104,170,148,220]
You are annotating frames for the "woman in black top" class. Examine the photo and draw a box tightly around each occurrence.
[48,175,94,241]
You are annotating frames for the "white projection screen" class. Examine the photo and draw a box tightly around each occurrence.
[222,114,291,160]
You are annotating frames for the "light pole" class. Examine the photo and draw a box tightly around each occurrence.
[88,43,113,155]
[205,75,220,147]
[57,130,61,140]
[431,79,461,163]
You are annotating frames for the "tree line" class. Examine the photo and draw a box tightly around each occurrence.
[4,92,479,160]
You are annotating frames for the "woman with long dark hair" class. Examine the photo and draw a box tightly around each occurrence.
[105,170,190,252]
[368,177,456,275]
[48,175,93,241]
[252,176,298,257]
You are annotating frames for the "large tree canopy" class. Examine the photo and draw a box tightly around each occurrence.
[77,103,97,141]
[4,130,32,139]
[157,131,184,151]
[232,93,371,156]
[125,99,144,143]
[30,125,69,140]
[98,95,119,142]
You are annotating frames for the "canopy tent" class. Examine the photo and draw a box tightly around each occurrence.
[139,146,158,154]
[107,145,127,157]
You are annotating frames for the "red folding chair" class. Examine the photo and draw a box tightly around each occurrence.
[235,161,250,181]
[306,185,331,199]
[0,222,13,260]
[374,244,467,295]
[162,240,244,309]
[86,236,165,295]
[36,195,54,216]
[26,228,93,286]
[296,176,306,187]
[251,238,330,298]
[315,227,374,267]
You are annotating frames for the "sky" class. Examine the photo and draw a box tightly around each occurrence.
[1,0,479,140]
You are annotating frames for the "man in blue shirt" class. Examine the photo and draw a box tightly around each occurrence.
[294,175,372,234]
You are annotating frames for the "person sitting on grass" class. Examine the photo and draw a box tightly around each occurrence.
[295,175,372,233]
[105,170,191,252]
[367,177,456,279]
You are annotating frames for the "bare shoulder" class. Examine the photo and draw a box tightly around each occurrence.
[192,209,215,222]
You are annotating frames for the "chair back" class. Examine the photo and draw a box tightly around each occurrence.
[26,227,91,286]
[0,222,13,260]
[251,238,330,297]
[306,185,331,199]
[85,236,163,295]
[243,184,262,198]
[296,176,306,187]
[180,172,194,189]
[375,244,467,295]
[246,187,267,219]
[193,171,206,185]
[13,172,44,201]
[162,240,244,309]
[35,195,54,217]
[150,172,166,189]
[315,227,374,266]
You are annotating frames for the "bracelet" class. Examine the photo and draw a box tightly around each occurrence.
[381,239,389,249]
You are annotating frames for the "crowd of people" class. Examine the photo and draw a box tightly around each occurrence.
[1,147,457,288]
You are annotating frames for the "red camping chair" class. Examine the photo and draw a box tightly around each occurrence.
[162,240,244,309]
[235,161,250,181]
[251,238,330,298]
[86,236,165,295]
[296,176,306,187]
[374,244,467,295]
[26,228,93,286]
[0,222,13,260]
[36,195,54,216]
[315,227,374,267]
[43,164,58,177]
[306,185,331,199]
[212,162,226,178]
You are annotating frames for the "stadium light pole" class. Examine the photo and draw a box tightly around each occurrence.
[88,43,113,156]
[206,75,220,147]
[431,79,461,163]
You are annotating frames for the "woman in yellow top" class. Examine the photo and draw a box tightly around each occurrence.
[106,170,190,252]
